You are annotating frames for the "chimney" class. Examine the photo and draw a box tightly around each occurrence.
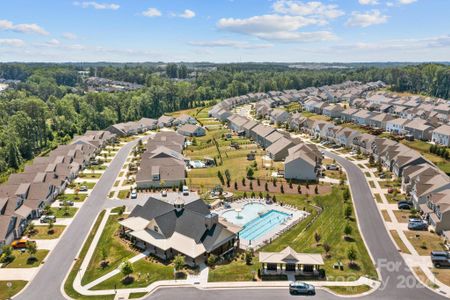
[205,213,218,230]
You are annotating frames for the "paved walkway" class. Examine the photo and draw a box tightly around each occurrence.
[0,267,39,281]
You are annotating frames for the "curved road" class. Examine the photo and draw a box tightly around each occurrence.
[15,141,446,300]
[144,151,446,300]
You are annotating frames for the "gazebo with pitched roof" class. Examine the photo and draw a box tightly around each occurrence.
[259,246,324,276]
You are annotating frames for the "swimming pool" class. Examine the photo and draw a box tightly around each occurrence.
[221,203,290,242]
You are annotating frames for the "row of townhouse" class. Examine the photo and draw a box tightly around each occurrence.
[225,113,322,181]
[135,131,187,189]
[106,114,198,137]
[295,117,450,235]
[0,130,116,248]
[302,102,450,145]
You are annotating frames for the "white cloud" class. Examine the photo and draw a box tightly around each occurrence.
[346,10,388,27]
[358,0,379,5]
[0,38,25,47]
[272,1,344,19]
[0,19,49,35]
[179,9,196,19]
[332,35,450,54]
[62,32,78,40]
[142,8,162,17]
[217,14,336,42]
[189,40,273,49]
[73,1,120,10]
[46,39,61,46]
[398,0,417,4]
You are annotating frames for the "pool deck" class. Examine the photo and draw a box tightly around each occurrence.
[214,198,309,250]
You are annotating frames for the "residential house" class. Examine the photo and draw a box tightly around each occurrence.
[177,124,206,137]
[432,125,450,146]
[386,118,409,135]
[119,194,239,265]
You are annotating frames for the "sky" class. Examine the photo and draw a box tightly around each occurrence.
[0,0,449,62]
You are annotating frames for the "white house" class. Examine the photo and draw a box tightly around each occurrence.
[432,124,450,146]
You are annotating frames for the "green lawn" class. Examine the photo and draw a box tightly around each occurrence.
[260,187,377,281]
[374,193,383,203]
[82,215,135,285]
[79,173,102,179]
[385,193,407,204]
[49,207,78,218]
[5,250,49,268]
[368,181,375,188]
[58,193,87,202]
[90,258,173,290]
[0,281,27,300]
[209,256,259,282]
[117,190,130,199]
[327,285,371,295]
[64,211,115,300]
[26,225,65,239]
[76,182,96,189]
[210,188,377,282]
[129,292,148,299]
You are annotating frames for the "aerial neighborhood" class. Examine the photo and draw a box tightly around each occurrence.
[2,75,450,300]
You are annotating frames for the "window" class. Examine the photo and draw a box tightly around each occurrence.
[154,226,159,232]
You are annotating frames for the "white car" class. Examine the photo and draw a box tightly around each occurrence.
[130,190,137,199]
[182,185,189,196]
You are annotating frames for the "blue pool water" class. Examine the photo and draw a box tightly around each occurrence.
[221,203,290,241]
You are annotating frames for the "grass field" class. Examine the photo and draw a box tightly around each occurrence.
[208,256,259,282]
[211,187,376,282]
[404,231,445,255]
[82,215,136,285]
[118,190,130,199]
[381,210,391,222]
[5,250,49,268]
[327,285,371,295]
[26,225,65,239]
[49,207,78,218]
[260,187,377,281]
[0,281,27,300]
[393,210,411,223]
[374,193,383,203]
[90,259,173,290]
[64,211,115,300]
[58,193,87,202]
[389,230,410,254]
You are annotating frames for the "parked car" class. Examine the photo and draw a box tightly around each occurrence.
[289,281,315,295]
[11,239,35,249]
[59,200,74,206]
[161,190,167,197]
[408,220,428,231]
[182,185,189,196]
[40,215,56,224]
[326,164,339,170]
[379,173,386,179]
[397,201,413,210]
[130,190,137,199]
[387,188,394,194]
[79,185,88,192]
[431,251,450,268]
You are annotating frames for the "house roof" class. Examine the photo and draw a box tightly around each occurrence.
[266,137,294,156]
[433,124,450,136]
[121,196,237,258]
[259,246,324,265]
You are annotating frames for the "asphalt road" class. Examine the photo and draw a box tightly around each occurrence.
[144,151,447,300]
[15,140,138,300]
[15,143,447,300]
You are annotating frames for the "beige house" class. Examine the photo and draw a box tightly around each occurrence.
[259,246,324,277]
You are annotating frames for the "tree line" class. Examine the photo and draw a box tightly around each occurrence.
[0,62,448,180]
